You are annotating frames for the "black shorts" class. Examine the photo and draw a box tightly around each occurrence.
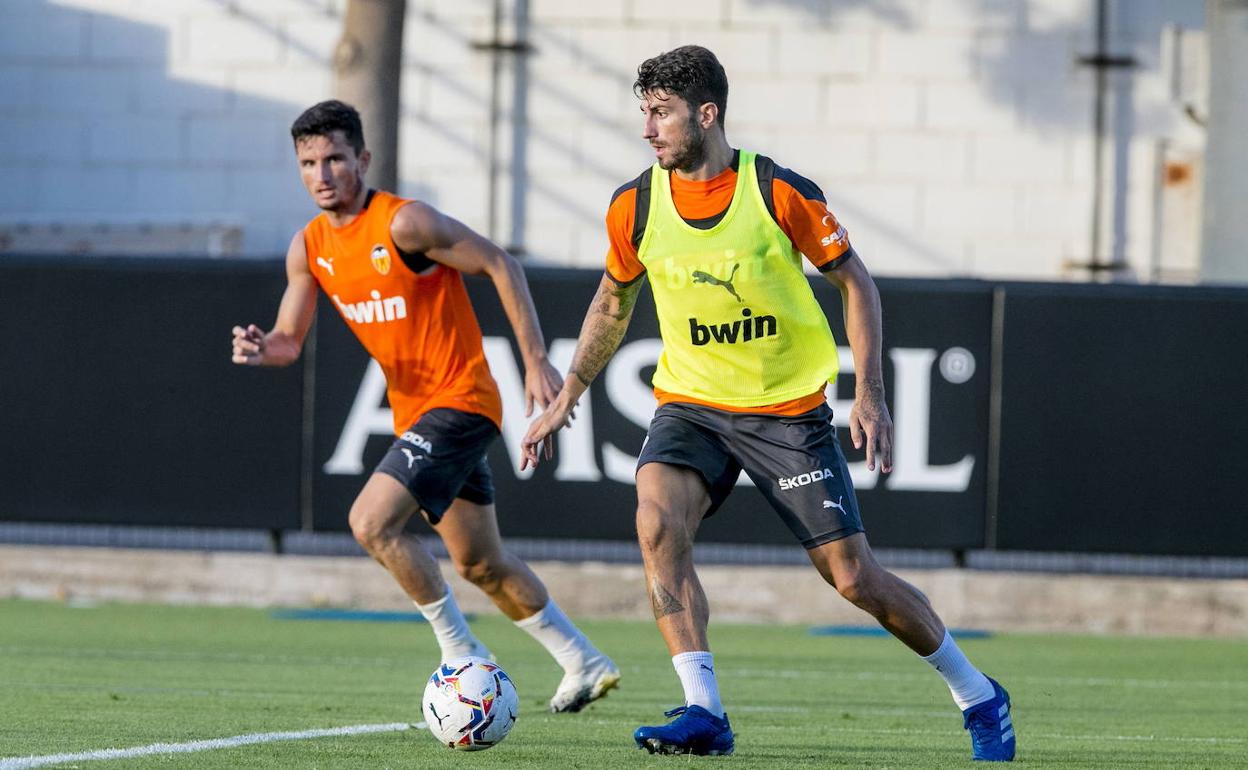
[637,402,865,549]
[375,408,498,525]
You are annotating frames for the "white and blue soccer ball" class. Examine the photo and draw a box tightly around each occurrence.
[422,656,519,751]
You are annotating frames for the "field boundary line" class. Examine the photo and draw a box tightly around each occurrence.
[0,722,418,770]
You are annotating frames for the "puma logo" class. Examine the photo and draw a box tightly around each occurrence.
[699,663,714,673]
[692,264,743,303]
[316,256,335,276]
[823,496,847,515]
[401,448,423,469]
[429,704,448,729]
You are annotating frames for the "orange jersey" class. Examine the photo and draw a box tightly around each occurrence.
[604,152,852,416]
[303,190,502,435]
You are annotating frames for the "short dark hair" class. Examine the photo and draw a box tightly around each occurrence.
[633,45,728,125]
[290,100,365,154]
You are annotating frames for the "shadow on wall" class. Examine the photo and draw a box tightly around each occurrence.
[750,0,1198,133]
[478,1,933,260]
[2,0,1206,266]
[406,10,618,246]
[0,0,431,257]
[492,0,1114,271]
[749,0,919,26]
[740,0,1204,277]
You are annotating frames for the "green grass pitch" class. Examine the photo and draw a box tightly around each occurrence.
[1,598,1246,768]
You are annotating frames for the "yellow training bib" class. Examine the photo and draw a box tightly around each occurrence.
[637,151,840,406]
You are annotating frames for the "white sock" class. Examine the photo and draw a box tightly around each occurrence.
[415,589,488,661]
[673,651,724,717]
[921,630,995,710]
[514,599,600,672]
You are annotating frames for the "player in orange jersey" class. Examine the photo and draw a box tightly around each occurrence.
[230,100,618,713]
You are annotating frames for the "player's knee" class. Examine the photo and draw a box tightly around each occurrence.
[832,567,883,614]
[635,500,691,557]
[454,555,501,589]
[833,575,866,608]
[348,508,391,554]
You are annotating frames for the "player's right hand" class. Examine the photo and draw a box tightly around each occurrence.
[231,324,267,366]
[519,397,576,471]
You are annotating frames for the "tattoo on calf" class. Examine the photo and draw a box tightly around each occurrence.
[650,578,685,619]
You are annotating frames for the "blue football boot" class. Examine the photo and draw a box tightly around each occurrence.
[963,677,1016,761]
[634,705,734,755]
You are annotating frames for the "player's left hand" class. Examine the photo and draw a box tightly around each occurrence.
[524,358,563,417]
[849,384,893,473]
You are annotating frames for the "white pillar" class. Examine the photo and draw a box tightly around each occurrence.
[1200,0,1248,284]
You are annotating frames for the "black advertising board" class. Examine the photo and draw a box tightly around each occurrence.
[994,283,1248,556]
[308,269,993,550]
[0,257,303,529]
[11,255,1247,558]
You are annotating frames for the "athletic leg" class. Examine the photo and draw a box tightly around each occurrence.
[808,532,997,698]
[348,472,487,660]
[635,462,713,654]
[636,462,722,711]
[809,533,1014,759]
[808,532,946,654]
[633,462,733,755]
[434,496,548,620]
[437,496,619,712]
[349,472,450,605]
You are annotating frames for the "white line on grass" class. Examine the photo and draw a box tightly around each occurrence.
[0,722,421,770]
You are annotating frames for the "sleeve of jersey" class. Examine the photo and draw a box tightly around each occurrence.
[604,186,646,285]
[772,172,856,272]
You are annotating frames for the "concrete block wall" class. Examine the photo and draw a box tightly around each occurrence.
[0,0,1208,281]
[4,545,1246,638]
[0,0,343,254]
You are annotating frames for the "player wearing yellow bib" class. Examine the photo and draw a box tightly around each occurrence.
[522,46,1015,761]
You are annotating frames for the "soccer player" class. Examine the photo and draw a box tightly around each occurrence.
[521,47,1015,759]
[231,100,619,714]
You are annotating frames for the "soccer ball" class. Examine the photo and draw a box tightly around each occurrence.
[422,656,519,751]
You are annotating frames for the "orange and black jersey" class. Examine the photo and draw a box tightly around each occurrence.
[605,150,856,285]
[303,190,503,435]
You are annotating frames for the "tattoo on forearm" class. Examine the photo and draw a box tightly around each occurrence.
[856,379,890,422]
[570,279,640,386]
[858,379,885,402]
[594,277,639,320]
[571,320,626,385]
[650,578,685,619]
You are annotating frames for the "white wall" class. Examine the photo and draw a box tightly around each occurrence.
[0,0,1207,281]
